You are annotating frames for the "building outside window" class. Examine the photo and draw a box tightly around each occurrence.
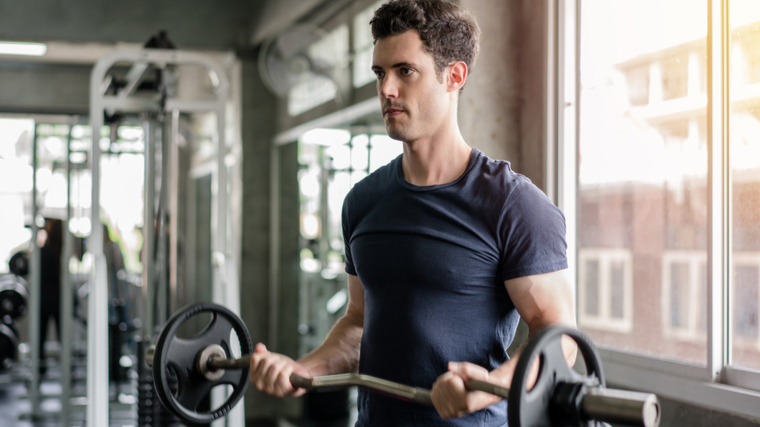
[569,0,760,416]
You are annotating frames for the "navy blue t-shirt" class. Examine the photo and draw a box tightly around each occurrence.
[342,149,567,426]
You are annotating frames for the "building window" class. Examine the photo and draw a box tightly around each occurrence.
[578,0,708,365]
[661,251,707,342]
[733,253,760,347]
[578,248,633,333]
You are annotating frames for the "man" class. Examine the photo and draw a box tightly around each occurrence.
[250,1,576,425]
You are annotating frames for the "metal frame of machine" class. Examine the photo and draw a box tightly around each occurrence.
[88,48,242,427]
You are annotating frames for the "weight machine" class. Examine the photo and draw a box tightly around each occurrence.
[88,46,242,427]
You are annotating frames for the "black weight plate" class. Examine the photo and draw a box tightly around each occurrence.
[152,302,253,425]
[508,325,605,427]
[8,251,29,277]
[0,323,18,371]
[0,275,29,320]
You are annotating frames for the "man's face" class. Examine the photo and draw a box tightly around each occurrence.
[372,30,450,143]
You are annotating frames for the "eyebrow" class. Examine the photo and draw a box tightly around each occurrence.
[371,62,417,71]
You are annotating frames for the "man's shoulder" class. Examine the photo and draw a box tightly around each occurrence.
[468,149,533,194]
[345,155,400,206]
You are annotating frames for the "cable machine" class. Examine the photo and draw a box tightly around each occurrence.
[88,43,241,427]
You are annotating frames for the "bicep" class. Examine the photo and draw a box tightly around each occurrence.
[346,274,365,324]
[504,269,575,332]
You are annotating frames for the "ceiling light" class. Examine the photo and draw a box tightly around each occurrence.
[0,41,47,56]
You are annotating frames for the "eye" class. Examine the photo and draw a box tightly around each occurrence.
[374,70,385,79]
[400,67,414,76]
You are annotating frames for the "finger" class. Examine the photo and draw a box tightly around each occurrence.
[260,358,286,394]
[274,364,294,396]
[254,355,278,391]
[250,345,270,375]
[432,373,465,420]
[250,352,264,377]
[265,359,290,395]
[453,361,489,381]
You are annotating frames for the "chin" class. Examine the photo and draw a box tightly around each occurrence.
[385,124,412,143]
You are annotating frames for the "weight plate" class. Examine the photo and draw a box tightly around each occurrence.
[152,302,253,425]
[0,275,29,320]
[8,251,29,277]
[0,323,18,371]
[508,325,605,427]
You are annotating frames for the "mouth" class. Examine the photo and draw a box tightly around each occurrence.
[384,109,404,117]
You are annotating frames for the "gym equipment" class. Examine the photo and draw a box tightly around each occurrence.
[148,303,660,427]
[0,275,29,321]
[8,251,29,277]
[0,323,19,371]
[136,336,181,427]
[148,303,253,424]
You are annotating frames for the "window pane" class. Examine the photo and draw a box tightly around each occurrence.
[670,263,690,329]
[730,0,760,371]
[579,0,707,364]
[585,259,600,316]
[0,118,34,273]
[734,265,759,339]
[610,259,625,319]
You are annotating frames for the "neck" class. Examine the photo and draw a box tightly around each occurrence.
[401,119,472,186]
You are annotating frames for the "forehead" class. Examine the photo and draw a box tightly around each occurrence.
[372,30,434,68]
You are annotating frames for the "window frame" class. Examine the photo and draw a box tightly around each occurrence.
[556,0,760,417]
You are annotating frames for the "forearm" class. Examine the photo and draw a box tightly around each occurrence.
[297,310,364,377]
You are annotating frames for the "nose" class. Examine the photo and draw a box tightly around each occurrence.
[379,74,398,99]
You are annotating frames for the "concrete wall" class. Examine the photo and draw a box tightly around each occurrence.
[0,0,260,49]
[457,0,548,191]
[457,0,521,168]
[0,62,91,115]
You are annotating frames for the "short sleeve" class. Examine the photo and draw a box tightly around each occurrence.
[500,180,568,281]
[342,191,357,276]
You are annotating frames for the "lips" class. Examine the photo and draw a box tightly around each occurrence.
[384,108,404,116]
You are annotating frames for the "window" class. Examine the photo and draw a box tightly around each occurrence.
[0,118,34,273]
[296,128,402,357]
[578,248,633,333]
[562,0,760,418]
[730,1,760,372]
[732,252,760,367]
[578,0,708,363]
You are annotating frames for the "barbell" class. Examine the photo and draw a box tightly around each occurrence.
[147,302,660,427]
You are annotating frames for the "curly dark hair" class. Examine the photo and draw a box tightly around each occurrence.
[370,0,481,82]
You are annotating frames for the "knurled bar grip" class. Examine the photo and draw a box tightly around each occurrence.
[208,354,657,426]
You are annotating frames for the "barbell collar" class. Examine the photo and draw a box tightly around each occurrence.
[145,344,155,368]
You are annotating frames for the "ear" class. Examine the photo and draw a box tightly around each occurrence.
[446,61,468,93]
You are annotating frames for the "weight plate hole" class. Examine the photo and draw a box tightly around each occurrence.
[176,311,213,339]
